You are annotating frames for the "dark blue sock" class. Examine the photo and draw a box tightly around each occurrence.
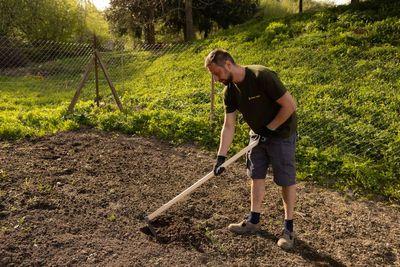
[249,212,260,224]
[284,219,294,232]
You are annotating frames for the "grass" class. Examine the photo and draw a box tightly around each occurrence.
[258,0,330,18]
[0,0,399,200]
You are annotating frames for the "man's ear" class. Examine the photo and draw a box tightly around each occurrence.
[225,60,232,71]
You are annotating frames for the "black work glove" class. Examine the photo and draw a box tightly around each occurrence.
[213,155,226,176]
[255,126,277,138]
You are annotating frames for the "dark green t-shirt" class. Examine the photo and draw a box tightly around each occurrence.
[223,65,297,138]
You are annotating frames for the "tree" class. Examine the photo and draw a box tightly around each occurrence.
[197,0,259,34]
[162,0,259,39]
[0,0,100,42]
[106,0,166,44]
[106,0,259,43]
[351,0,360,4]
[299,0,303,13]
[1,0,73,41]
[185,0,194,41]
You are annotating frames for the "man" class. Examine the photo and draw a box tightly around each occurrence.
[205,49,297,250]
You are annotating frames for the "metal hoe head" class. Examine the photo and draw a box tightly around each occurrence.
[140,216,158,239]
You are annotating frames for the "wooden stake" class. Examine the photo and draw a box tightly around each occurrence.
[67,35,123,114]
[95,51,124,112]
[67,55,95,113]
[93,35,100,107]
[210,74,215,124]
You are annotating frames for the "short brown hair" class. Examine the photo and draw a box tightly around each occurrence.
[204,49,235,68]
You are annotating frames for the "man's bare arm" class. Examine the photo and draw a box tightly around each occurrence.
[267,91,296,130]
[217,111,237,156]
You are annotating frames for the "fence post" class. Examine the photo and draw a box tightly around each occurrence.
[93,34,100,107]
[121,40,125,91]
[210,74,215,125]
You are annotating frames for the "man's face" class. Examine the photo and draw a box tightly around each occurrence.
[207,62,233,85]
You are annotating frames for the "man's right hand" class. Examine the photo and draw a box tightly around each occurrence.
[256,126,277,138]
[213,155,227,176]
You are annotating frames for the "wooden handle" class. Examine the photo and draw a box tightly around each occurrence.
[146,139,259,221]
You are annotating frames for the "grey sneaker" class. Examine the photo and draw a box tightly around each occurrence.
[277,229,295,250]
[228,215,261,235]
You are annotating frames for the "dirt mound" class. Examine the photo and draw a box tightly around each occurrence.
[0,129,399,266]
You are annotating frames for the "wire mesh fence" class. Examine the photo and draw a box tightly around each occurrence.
[0,36,399,191]
[0,37,92,84]
[0,37,209,110]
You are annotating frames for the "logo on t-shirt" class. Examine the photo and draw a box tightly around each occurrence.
[248,95,261,101]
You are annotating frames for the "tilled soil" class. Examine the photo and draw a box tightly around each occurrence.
[0,129,399,266]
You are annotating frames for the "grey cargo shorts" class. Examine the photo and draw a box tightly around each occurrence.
[246,131,297,186]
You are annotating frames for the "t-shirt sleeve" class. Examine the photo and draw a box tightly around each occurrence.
[223,85,237,113]
[259,70,287,101]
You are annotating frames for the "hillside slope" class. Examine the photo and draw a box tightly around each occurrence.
[101,0,400,200]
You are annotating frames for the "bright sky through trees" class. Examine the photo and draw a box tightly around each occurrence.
[91,0,110,10]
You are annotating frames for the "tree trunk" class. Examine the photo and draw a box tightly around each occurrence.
[144,22,155,44]
[185,0,194,42]
[299,0,303,14]
[143,8,155,44]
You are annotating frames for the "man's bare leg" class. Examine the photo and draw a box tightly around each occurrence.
[227,178,265,234]
[282,184,296,220]
[251,179,266,213]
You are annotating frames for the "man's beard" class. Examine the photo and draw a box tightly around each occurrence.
[221,72,233,85]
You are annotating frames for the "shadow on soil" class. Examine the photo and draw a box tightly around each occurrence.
[257,230,346,266]
[141,216,211,253]
[143,220,346,267]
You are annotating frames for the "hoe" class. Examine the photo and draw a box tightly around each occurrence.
[141,138,260,238]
